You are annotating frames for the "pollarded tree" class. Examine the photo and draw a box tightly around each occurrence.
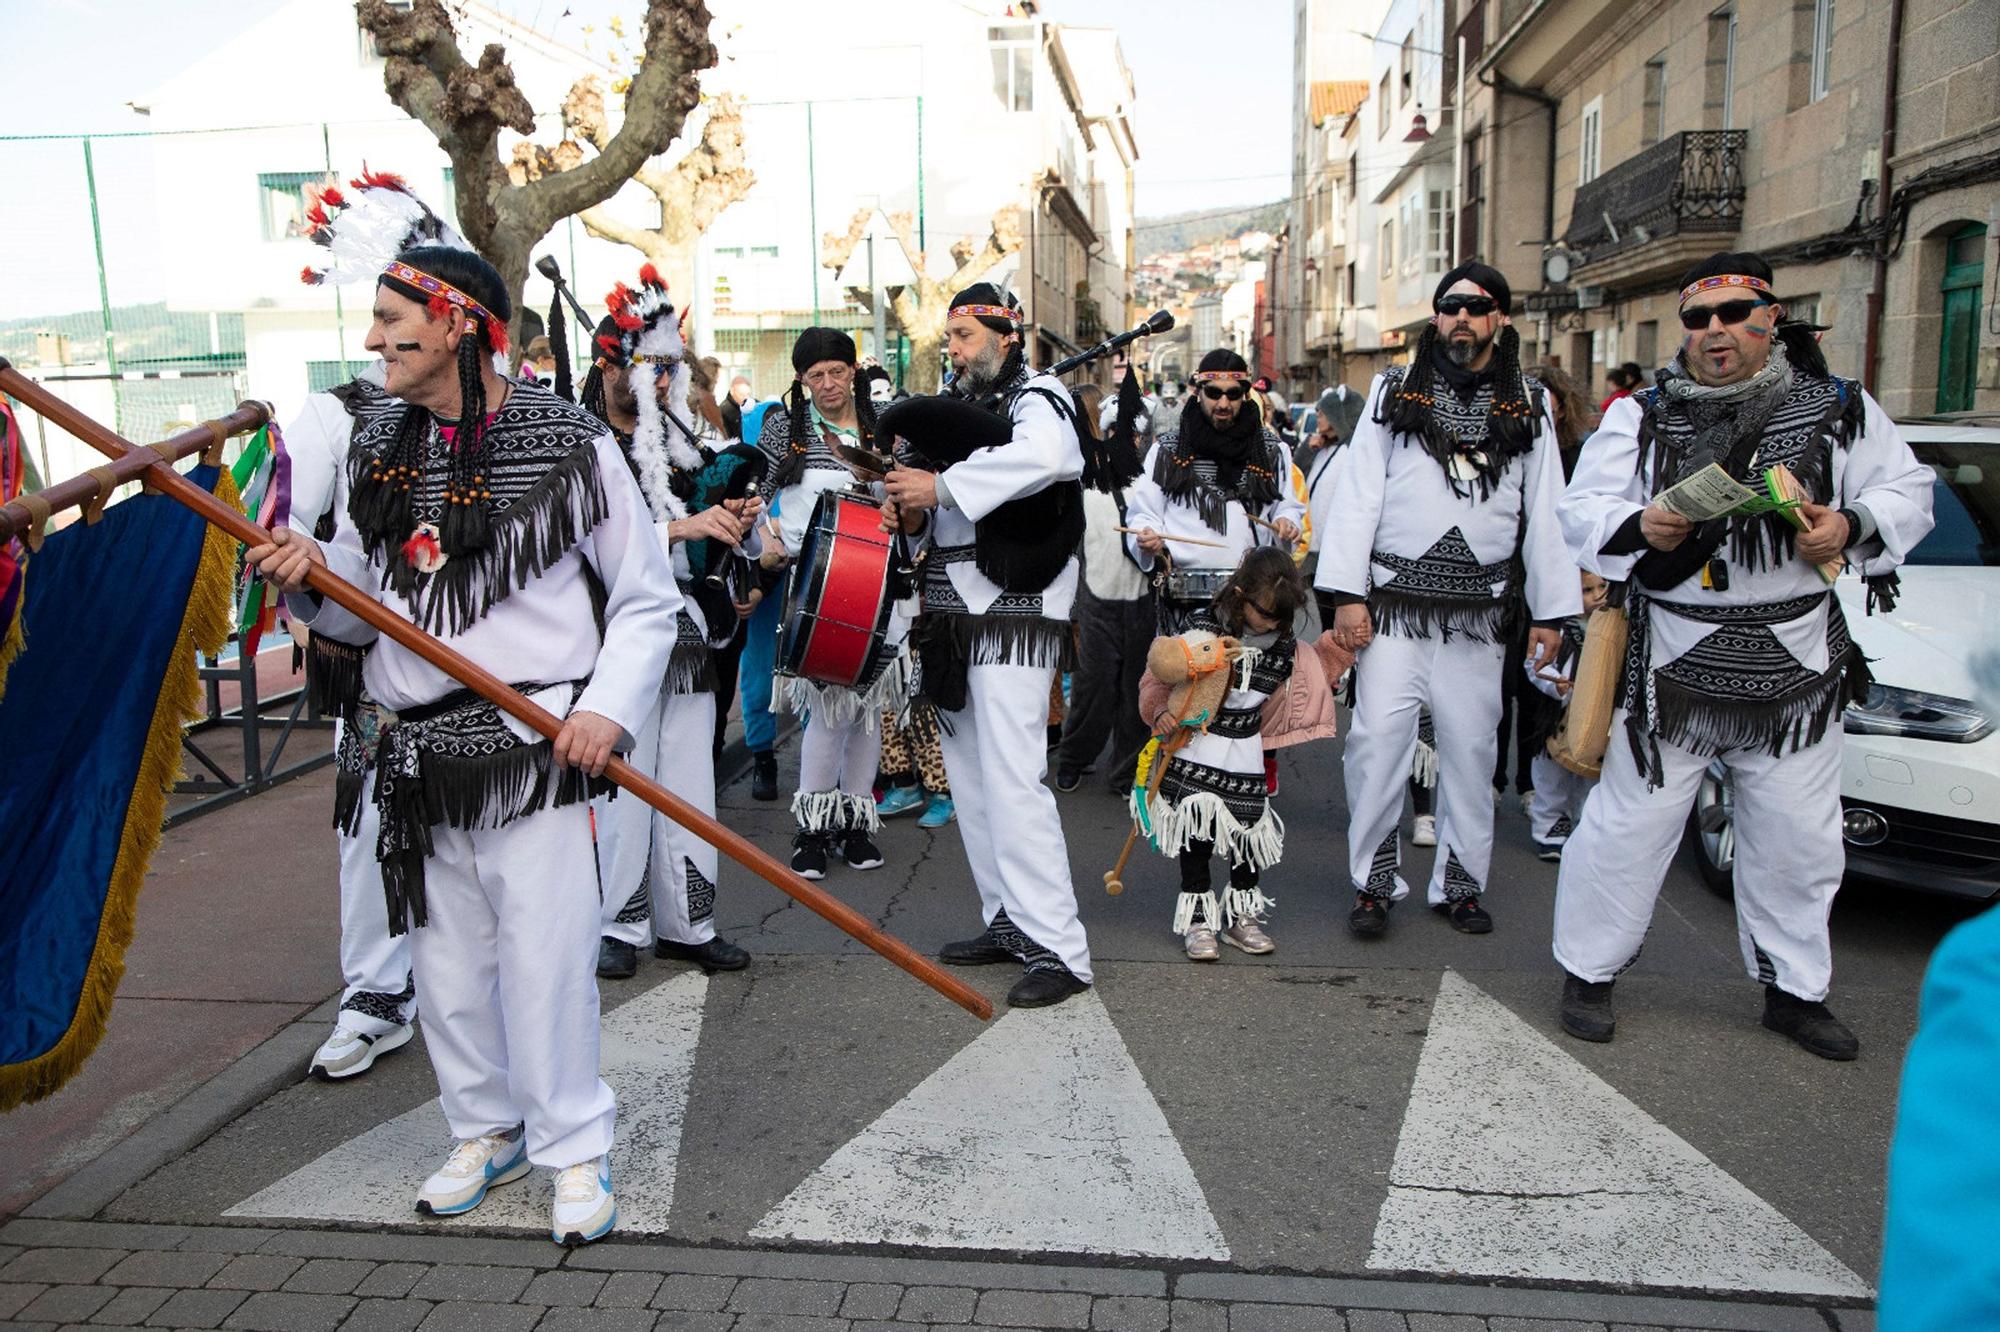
[355,0,719,348]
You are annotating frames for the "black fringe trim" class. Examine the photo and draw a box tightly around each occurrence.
[1649,650,1855,764]
[395,442,610,638]
[378,739,608,936]
[1367,587,1511,644]
[910,610,1076,728]
[308,635,368,720]
[1638,377,1864,577]
[1866,572,1901,616]
[665,640,717,697]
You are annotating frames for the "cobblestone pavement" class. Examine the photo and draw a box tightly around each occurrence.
[0,1220,1874,1332]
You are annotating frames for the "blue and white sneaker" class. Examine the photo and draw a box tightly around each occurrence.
[876,785,925,818]
[415,1131,530,1216]
[917,794,956,829]
[551,1155,617,1246]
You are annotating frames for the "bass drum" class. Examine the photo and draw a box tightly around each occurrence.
[777,488,896,689]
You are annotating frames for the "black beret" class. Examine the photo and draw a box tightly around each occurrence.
[791,326,857,373]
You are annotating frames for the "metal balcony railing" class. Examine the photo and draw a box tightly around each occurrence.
[1562,130,1747,263]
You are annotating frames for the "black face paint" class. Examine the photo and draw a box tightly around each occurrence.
[393,342,423,351]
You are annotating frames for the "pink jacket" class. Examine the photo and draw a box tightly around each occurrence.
[1138,631,1354,750]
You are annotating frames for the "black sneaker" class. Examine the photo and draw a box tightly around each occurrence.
[939,930,1018,965]
[1434,898,1494,934]
[1534,840,1565,863]
[1348,895,1389,938]
[751,751,779,802]
[790,833,827,880]
[1054,768,1083,794]
[595,937,639,980]
[655,936,751,972]
[1559,973,1616,1042]
[842,830,884,870]
[1762,986,1860,1061]
[1007,967,1090,1008]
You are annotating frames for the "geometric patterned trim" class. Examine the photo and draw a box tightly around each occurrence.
[987,906,1065,974]
[685,857,715,924]
[1442,848,1482,903]
[340,971,415,1026]
[1364,829,1400,899]
[612,864,652,925]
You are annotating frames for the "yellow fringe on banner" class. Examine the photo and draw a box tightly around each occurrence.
[0,467,241,1111]
[0,598,22,703]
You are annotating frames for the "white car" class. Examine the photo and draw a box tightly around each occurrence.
[1691,414,2000,902]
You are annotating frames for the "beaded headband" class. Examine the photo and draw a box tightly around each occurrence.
[949,303,1022,324]
[1190,370,1252,385]
[382,260,506,351]
[1679,274,1773,305]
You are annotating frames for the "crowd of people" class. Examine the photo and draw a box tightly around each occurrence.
[244,171,1932,1249]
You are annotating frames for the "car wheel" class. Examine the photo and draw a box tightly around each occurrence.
[1689,760,1736,897]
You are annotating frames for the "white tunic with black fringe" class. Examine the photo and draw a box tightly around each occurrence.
[1315,371,1578,639]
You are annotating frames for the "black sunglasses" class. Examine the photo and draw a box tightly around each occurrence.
[1201,385,1247,402]
[1436,296,1498,317]
[1679,298,1772,331]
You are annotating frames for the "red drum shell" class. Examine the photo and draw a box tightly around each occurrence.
[778,488,895,689]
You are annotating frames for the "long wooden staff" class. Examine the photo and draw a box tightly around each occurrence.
[0,362,992,1022]
[0,404,270,545]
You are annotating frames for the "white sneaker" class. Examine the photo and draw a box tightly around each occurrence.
[1519,789,1536,815]
[551,1155,617,1246]
[309,1021,413,1081]
[415,1133,530,1217]
[1411,814,1438,847]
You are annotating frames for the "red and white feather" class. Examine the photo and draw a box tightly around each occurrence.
[605,269,699,523]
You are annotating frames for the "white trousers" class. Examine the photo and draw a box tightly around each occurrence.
[411,801,614,1168]
[335,734,415,1036]
[937,662,1094,982]
[596,689,720,948]
[1553,713,1845,1001]
[1343,631,1506,904]
[1528,750,1595,844]
[794,709,883,835]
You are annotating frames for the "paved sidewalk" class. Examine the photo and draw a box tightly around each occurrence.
[0,1219,1873,1332]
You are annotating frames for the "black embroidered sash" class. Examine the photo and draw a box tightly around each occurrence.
[1619,591,1871,785]
[332,680,608,934]
[1368,526,1515,643]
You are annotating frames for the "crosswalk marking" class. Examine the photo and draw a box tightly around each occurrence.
[751,988,1230,1260]
[225,971,708,1233]
[1367,970,1872,1297]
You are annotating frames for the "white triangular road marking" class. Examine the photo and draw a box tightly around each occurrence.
[1367,970,1872,1296]
[752,988,1229,1260]
[227,970,707,1233]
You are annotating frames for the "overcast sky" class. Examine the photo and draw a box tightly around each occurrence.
[0,0,1292,219]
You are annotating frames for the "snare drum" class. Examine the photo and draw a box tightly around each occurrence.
[1160,567,1233,606]
[778,488,897,688]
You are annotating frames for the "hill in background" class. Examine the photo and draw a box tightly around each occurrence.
[1134,200,1286,257]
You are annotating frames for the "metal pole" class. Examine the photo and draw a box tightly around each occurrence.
[868,234,886,364]
[322,123,350,380]
[915,94,926,254]
[1452,35,1465,268]
[806,101,821,324]
[81,139,119,419]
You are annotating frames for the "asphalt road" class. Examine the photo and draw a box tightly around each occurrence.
[97,726,1984,1299]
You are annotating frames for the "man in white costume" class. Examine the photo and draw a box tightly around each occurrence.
[1552,250,1933,1060]
[1316,262,1579,939]
[883,283,1094,1008]
[251,243,675,1246]
[578,270,756,980]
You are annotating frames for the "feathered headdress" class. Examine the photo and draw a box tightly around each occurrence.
[605,265,700,522]
[298,168,469,289]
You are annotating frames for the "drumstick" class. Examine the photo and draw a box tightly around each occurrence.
[1114,525,1230,550]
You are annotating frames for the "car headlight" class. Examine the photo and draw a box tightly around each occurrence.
[1843,684,1996,743]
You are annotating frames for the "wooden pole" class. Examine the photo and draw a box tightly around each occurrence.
[0,405,270,544]
[0,361,992,1022]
